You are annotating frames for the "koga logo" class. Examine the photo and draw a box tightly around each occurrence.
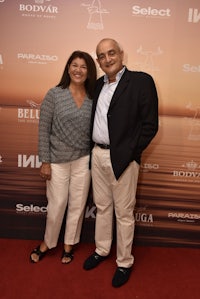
[132,5,171,18]
[19,4,58,14]
[188,8,200,23]
[168,212,200,220]
[135,212,153,223]
[183,64,200,73]
[18,154,42,168]
[16,203,47,213]
[18,53,58,64]
[85,205,96,218]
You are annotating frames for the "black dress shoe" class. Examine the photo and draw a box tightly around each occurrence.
[83,252,107,270]
[112,267,132,287]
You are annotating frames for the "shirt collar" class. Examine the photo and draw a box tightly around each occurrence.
[103,66,126,83]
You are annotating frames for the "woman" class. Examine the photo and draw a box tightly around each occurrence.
[30,51,97,264]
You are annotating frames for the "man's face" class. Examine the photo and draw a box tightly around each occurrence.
[96,40,124,82]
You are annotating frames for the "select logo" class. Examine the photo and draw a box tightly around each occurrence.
[16,203,47,213]
[132,5,171,18]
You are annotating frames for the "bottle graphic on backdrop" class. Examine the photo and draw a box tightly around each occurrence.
[82,0,109,30]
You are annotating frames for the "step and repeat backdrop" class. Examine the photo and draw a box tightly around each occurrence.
[0,0,200,247]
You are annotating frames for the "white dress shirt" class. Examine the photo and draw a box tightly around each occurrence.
[92,67,125,144]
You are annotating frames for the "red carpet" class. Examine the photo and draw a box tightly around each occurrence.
[0,238,199,299]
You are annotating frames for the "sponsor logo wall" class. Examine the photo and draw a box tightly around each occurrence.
[0,0,199,247]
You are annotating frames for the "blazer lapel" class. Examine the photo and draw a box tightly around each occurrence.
[109,69,130,109]
[94,69,131,112]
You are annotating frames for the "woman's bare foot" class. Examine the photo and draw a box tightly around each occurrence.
[61,245,73,264]
[30,242,49,263]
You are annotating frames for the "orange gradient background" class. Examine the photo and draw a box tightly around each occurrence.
[0,0,200,246]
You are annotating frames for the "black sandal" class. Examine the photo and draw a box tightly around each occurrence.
[61,250,74,264]
[30,245,48,263]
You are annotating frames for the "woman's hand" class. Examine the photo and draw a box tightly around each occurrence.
[40,162,51,180]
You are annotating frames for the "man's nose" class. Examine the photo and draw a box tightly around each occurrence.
[105,54,111,62]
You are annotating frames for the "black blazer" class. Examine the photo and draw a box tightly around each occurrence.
[91,68,159,180]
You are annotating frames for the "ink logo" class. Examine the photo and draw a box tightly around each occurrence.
[81,0,109,30]
[188,8,200,23]
[17,53,58,65]
[132,5,171,18]
[18,154,42,168]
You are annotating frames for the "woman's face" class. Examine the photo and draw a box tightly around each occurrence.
[68,57,88,85]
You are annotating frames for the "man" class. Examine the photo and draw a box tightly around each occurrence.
[83,38,158,287]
